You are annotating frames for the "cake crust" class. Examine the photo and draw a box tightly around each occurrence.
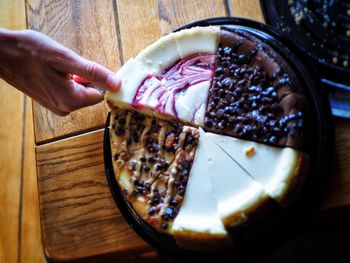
[173,231,232,252]
[275,152,310,206]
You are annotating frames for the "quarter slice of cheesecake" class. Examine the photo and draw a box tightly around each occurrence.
[201,129,275,229]
[172,129,228,251]
[207,133,308,207]
[110,109,200,233]
[106,27,219,126]
[203,27,307,149]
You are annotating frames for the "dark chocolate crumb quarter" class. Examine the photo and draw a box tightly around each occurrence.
[204,27,307,149]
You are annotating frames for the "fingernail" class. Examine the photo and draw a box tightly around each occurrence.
[73,75,90,84]
[106,74,121,91]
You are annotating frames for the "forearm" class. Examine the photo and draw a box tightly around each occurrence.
[0,28,121,116]
[0,29,27,89]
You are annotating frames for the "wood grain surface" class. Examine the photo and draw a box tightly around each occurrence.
[116,0,162,62]
[0,72,24,263]
[25,0,263,145]
[0,1,26,262]
[228,0,265,23]
[20,98,46,263]
[22,0,350,262]
[34,122,350,261]
[321,119,350,210]
[26,0,121,144]
[36,130,151,261]
[116,0,227,62]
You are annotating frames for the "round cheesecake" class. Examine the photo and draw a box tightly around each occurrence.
[105,26,309,252]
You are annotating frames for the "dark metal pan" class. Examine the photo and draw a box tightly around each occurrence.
[260,0,350,118]
[104,17,334,262]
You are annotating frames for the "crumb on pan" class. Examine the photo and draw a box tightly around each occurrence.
[245,146,255,157]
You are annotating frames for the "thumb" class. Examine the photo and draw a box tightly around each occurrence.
[59,51,121,92]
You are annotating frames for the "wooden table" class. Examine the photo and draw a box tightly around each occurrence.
[25,0,350,262]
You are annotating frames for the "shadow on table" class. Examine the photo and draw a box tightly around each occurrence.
[45,208,350,263]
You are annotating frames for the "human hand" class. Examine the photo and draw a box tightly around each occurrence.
[0,29,121,116]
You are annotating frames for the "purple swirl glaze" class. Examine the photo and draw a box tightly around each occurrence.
[132,54,216,121]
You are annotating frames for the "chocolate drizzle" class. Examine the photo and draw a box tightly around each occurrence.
[110,109,198,232]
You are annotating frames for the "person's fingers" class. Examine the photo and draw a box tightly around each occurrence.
[54,50,121,92]
[73,82,104,106]
[61,80,104,111]
[72,75,90,85]
[78,60,121,91]
[50,108,70,117]
[36,99,70,117]
[37,72,103,113]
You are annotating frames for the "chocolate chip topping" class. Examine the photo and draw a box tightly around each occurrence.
[204,28,307,148]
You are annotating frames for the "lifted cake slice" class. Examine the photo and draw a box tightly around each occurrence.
[201,129,275,229]
[125,54,215,125]
[105,58,149,110]
[172,129,228,251]
[106,27,218,126]
[207,133,308,207]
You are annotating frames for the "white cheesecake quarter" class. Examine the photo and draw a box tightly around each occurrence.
[172,131,226,236]
[207,133,304,206]
[202,130,271,227]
